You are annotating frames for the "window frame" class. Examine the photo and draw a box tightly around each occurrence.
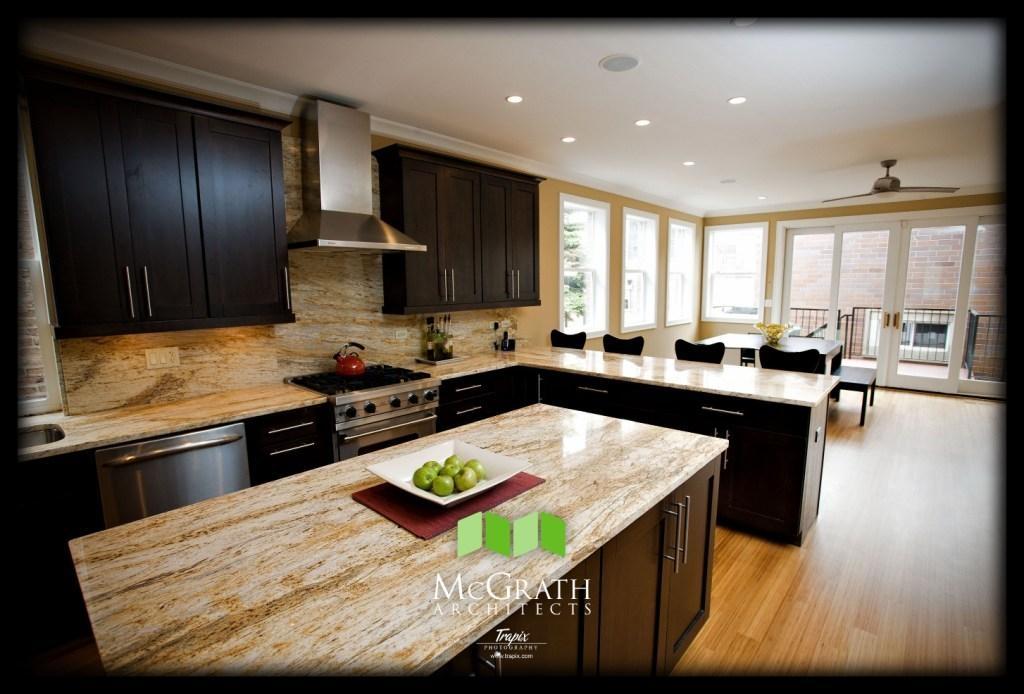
[559,193,611,339]
[701,221,769,324]
[18,113,63,416]
[620,207,660,333]
[665,218,696,327]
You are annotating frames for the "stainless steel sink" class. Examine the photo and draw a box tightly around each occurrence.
[18,424,65,448]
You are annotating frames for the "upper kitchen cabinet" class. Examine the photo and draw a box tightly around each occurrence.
[20,62,294,338]
[375,145,543,314]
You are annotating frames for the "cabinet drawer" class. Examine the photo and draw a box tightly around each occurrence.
[247,405,329,447]
[685,392,809,437]
[437,395,496,432]
[440,369,515,405]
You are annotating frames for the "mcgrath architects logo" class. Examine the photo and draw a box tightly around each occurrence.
[457,511,565,557]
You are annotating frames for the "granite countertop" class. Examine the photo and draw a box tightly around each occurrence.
[17,384,327,462]
[415,348,839,408]
[70,404,727,675]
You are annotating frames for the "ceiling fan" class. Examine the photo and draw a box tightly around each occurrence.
[822,160,960,203]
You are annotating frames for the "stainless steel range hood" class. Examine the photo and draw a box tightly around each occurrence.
[288,100,426,252]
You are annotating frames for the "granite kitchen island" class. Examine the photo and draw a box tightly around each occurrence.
[70,404,728,675]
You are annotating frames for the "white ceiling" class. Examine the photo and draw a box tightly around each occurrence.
[22,19,1004,215]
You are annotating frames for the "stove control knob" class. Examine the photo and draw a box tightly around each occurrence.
[408,393,420,405]
[389,396,401,408]
[344,406,357,418]
[424,389,437,401]
[364,402,377,414]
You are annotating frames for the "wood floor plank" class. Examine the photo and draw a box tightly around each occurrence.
[676,388,1004,675]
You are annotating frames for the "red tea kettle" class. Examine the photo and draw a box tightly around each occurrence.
[333,342,366,377]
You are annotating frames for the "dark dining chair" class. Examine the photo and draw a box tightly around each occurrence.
[550,329,587,349]
[674,339,726,364]
[758,345,820,374]
[603,334,644,356]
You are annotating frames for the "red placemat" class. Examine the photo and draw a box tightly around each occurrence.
[352,472,545,539]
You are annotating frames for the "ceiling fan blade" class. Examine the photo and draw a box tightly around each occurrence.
[821,192,879,203]
[894,186,960,193]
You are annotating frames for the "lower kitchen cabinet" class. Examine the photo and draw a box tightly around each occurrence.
[438,456,721,677]
[245,404,335,485]
[437,367,539,432]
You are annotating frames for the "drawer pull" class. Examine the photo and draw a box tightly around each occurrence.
[456,405,484,416]
[701,405,744,417]
[266,421,315,436]
[577,386,609,395]
[454,384,484,393]
[268,441,316,456]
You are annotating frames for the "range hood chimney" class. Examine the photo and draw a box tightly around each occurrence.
[288,99,426,252]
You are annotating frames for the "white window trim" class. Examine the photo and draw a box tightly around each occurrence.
[702,221,769,324]
[19,113,63,417]
[665,218,696,327]
[559,193,610,339]
[620,207,660,333]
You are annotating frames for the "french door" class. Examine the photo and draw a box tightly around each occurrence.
[782,213,1004,397]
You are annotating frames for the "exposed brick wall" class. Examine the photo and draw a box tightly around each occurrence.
[967,224,1006,380]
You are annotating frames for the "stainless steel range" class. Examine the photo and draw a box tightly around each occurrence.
[286,365,440,461]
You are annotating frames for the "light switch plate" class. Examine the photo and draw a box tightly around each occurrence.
[394,329,409,340]
[145,347,180,369]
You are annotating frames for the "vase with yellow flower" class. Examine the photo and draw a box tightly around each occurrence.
[754,321,794,346]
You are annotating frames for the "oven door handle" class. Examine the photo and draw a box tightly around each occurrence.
[340,414,437,441]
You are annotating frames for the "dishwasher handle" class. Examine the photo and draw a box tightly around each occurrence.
[99,434,244,467]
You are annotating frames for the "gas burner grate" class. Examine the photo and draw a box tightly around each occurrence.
[289,366,431,395]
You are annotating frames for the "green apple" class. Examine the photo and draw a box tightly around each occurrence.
[441,462,461,478]
[432,474,455,497]
[443,454,463,469]
[412,467,436,490]
[455,467,478,492]
[423,460,442,473]
[464,459,486,480]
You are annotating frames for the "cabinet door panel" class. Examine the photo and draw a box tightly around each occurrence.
[118,100,207,320]
[441,167,481,304]
[26,82,136,327]
[194,115,288,317]
[400,160,447,307]
[480,175,511,302]
[718,427,804,535]
[509,182,539,301]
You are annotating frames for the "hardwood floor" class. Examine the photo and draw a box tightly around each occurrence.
[676,388,1005,675]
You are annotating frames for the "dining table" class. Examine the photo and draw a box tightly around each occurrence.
[696,333,843,374]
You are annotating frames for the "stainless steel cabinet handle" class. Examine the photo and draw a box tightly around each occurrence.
[516,269,521,298]
[454,383,484,393]
[266,421,315,435]
[269,441,316,457]
[456,405,484,416]
[680,496,691,566]
[283,267,291,310]
[663,504,680,569]
[142,266,153,317]
[124,266,136,319]
[509,269,514,298]
[701,405,744,417]
[724,430,730,470]
[340,414,437,439]
[577,385,609,394]
[443,268,448,303]
[100,434,243,467]
[451,268,456,302]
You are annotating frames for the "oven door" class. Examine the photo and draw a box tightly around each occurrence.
[336,410,438,460]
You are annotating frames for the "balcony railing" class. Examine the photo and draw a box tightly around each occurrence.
[789,306,1005,381]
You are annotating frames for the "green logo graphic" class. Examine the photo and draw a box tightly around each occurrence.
[457,511,565,557]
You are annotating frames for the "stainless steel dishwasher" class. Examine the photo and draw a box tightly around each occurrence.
[95,422,250,528]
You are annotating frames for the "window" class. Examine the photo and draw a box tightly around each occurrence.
[702,222,768,323]
[621,208,659,332]
[560,194,610,336]
[18,121,62,415]
[665,219,695,326]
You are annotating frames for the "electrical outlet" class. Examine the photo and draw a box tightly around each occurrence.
[145,347,180,369]
[395,328,409,340]
[500,319,512,329]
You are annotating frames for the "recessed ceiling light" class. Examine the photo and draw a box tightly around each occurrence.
[727,96,748,105]
[505,95,523,104]
[599,54,640,72]
[721,178,737,184]
[683,161,696,167]
[634,119,651,127]
[757,195,768,200]
[561,136,576,143]
[730,18,758,27]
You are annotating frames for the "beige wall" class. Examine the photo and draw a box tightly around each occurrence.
[372,136,704,360]
[699,193,1005,339]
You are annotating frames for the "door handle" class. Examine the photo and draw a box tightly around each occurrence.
[724,430,730,470]
[663,498,689,573]
[893,312,901,329]
[142,266,153,317]
[516,269,521,299]
[124,266,136,319]
[577,385,609,394]
[268,441,316,457]
[339,414,437,439]
[266,421,315,436]
[680,496,691,566]
[100,434,243,467]
[662,503,681,571]
[443,268,448,303]
[508,269,514,298]
[883,312,891,328]
[450,268,456,302]
[701,405,744,417]
[283,267,292,311]
[454,383,484,393]
[455,405,484,416]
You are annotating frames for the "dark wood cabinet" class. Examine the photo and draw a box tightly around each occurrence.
[245,404,335,485]
[194,116,291,319]
[22,63,295,338]
[437,367,539,432]
[376,145,543,314]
